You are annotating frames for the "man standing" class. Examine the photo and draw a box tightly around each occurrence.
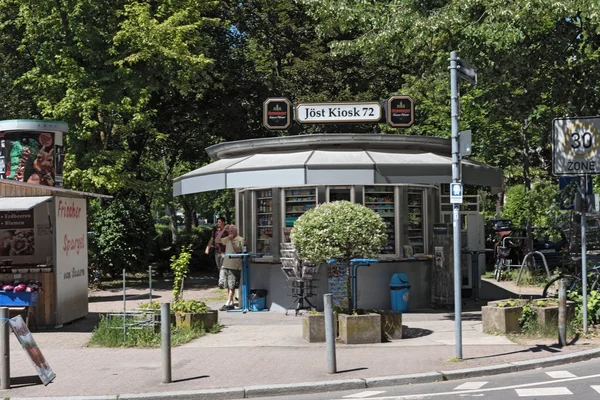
[216,224,244,311]
[205,217,227,287]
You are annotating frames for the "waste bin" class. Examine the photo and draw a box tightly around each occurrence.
[250,289,268,311]
[390,273,411,312]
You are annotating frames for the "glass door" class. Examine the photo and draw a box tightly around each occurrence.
[255,189,273,254]
[364,186,396,254]
[407,189,425,254]
[283,188,317,242]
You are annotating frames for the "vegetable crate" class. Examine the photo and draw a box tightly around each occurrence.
[0,291,38,307]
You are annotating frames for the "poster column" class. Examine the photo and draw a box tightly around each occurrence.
[54,197,88,325]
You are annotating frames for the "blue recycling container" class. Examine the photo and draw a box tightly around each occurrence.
[390,273,411,312]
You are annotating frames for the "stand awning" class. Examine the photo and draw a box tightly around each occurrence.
[174,134,503,196]
[0,196,52,211]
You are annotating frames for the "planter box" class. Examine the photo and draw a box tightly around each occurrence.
[482,300,527,334]
[338,313,381,344]
[302,313,337,343]
[530,299,575,328]
[174,310,218,330]
[376,310,403,341]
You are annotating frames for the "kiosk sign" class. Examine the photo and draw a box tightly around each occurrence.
[263,98,292,130]
[386,95,415,128]
[295,102,382,124]
[553,117,600,175]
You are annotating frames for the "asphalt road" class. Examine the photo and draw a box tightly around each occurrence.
[257,358,600,400]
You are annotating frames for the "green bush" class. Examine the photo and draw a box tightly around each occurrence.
[290,201,386,313]
[568,290,600,328]
[171,245,192,301]
[89,198,156,277]
[172,299,211,315]
[290,201,386,264]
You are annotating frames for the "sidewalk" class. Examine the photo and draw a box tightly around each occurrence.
[1,275,598,400]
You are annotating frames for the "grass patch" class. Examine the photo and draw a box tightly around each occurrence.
[201,288,228,302]
[87,314,218,348]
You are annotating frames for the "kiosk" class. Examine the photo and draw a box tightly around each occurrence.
[174,134,503,311]
[0,120,110,327]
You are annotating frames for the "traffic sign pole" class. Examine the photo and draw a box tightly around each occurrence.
[450,51,462,360]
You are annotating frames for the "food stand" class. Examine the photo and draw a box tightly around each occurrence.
[174,134,503,311]
[0,120,109,327]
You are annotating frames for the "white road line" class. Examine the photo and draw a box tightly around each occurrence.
[592,385,600,393]
[453,382,488,390]
[343,391,387,398]
[546,370,577,379]
[330,372,600,400]
[515,387,573,396]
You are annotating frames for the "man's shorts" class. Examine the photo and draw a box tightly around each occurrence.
[223,268,241,289]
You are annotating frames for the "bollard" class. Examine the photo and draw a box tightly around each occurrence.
[324,294,337,374]
[0,307,9,389]
[558,278,567,347]
[161,302,172,383]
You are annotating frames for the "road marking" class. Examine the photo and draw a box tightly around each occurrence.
[515,387,572,396]
[454,382,488,390]
[330,372,600,400]
[343,391,387,398]
[592,385,600,393]
[546,370,576,379]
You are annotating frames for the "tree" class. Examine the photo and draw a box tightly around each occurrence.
[290,201,386,312]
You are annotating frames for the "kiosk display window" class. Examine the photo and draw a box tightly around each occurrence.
[255,189,273,254]
[283,188,316,242]
[407,189,425,254]
[364,186,396,254]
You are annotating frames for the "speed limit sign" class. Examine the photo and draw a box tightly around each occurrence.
[553,117,600,175]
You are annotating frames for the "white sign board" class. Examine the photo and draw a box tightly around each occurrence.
[450,183,463,204]
[295,102,382,124]
[55,197,88,325]
[553,117,600,175]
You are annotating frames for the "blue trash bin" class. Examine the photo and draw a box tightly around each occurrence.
[390,273,411,312]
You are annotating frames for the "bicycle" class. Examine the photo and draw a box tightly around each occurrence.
[542,265,600,298]
[494,245,512,281]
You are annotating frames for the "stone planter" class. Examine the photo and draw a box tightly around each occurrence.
[302,313,337,343]
[174,310,218,330]
[530,298,575,328]
[338,313,381,344]
[376,310,403,341]
[482,299,527,334]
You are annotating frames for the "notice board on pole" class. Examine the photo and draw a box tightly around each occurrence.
[9,315,55,385]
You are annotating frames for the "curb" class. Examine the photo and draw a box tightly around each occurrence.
[9,349,600,400]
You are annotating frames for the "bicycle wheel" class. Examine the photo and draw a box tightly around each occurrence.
[494,260,503,282]
[543,275,579,298]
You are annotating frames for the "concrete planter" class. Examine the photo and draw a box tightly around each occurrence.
[338,313,381,344]
[174,310,218,330]
[302,313,337,343]
[530,298,575,328]
[482,299,527,334]
[375,310,403,341]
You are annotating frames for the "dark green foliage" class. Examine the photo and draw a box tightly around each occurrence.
[88,198,156,278]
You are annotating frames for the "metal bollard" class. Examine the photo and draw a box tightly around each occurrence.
[558,279,567,347]
[161,302,172,383]
[0,307,9,389]
[324,294,337,374]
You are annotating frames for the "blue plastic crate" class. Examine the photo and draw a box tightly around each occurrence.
[0,291,38,306]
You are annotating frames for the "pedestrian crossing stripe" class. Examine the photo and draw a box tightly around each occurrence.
[454,382,488,390]
[343,391,387,398]
[546,370,576,379]
[515,387,573,396]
